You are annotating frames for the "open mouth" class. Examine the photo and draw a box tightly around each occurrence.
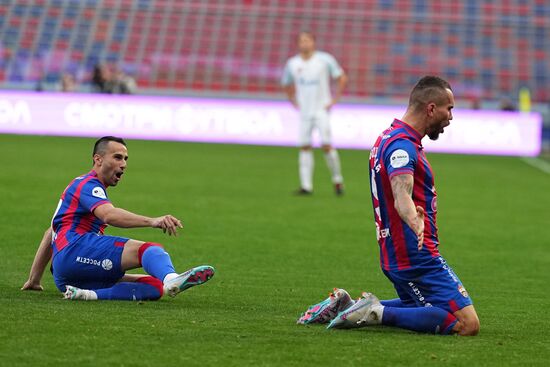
[115,171,123,180]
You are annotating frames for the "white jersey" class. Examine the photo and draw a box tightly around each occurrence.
[281,51,343,117]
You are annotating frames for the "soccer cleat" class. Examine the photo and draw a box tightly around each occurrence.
[297,288,355,325]
[294,188,313,196]
[334,183,344,196]
[327,292,382,329]
[63,285,97,301]
[163,265,215,298]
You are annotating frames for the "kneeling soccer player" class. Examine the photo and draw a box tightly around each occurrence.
[22,136,214,301]
[297,76,479,336]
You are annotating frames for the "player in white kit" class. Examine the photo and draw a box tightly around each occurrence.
[281,32,348,195]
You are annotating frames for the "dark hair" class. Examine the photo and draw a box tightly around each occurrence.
[92,136,126,163]
[408,76,452,111]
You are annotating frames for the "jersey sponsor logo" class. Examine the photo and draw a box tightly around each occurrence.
[376,227,391,240]
[101,259,113,271]
[92,186,107,199]
[431,197,437,212]
[390,149,409,168]
[297,78,320,86]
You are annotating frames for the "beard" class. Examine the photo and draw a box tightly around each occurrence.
[427,121,448,140]
[428,130,441,140]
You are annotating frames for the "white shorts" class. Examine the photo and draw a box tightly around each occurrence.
[299,109,332,147]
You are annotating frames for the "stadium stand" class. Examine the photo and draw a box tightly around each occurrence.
[0,0,548,103]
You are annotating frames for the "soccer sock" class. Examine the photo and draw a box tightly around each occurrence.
[323,149,343,184]
[381,306,458,335]
[95,277,164,301]
[299,150,314,191]
[381,298,410,308]
[138,243,177,282]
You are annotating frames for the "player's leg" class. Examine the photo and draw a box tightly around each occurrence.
[329,292,458,334]
[452,305,480,336]
[65,275,164,301]
[329,267,464,334]
[122,240,215,297]
[318,111,343,195]
[297,116,314,194]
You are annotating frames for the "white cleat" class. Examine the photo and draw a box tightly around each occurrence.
[63,285,97,301]
[327,292,382,329]
[163,265,215,298]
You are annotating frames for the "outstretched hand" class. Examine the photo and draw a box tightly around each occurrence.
[415,206,425,251]
[21,280,43,291]
[152,215,183,236]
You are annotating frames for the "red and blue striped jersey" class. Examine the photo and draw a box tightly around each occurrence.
[51,170,110,254]
[369,119,440,272]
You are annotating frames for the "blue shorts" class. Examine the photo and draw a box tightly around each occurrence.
[52,233,129,292]
[383,256,473,314]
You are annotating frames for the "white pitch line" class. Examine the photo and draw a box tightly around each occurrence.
[520,157,550,174]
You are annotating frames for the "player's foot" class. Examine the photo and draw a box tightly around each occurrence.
[163,265,215,298]
[334,183,344,196]
[294,188,313,196]
[297,288,355,325]
[327,292,382,329]
[63,285,97,301]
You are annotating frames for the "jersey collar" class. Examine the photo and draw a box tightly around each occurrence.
[392,119,423,144]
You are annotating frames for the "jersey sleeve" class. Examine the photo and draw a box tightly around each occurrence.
[324,53,344,79]
[281,60,294,86]
[79,180,111,213]
[383,139,418,179]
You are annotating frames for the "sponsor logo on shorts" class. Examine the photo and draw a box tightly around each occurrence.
[75,256,113,271]
[408,281,431,307]
[458,284,469,298]
[101,259,113,271]
[437,257,459,283]
[76,256,102,266]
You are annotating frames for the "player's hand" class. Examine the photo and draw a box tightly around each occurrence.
[415,206,425,251]
[325,99,337,111]
[21,280,43,291]
[152,215,183,236]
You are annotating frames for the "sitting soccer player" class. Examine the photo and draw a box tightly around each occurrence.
[297,76,479,336]
[21,136,214,301]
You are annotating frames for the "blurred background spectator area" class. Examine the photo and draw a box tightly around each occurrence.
[0,0,548,103]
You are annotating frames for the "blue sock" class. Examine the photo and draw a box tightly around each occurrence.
[382,306,457,334]
[381,298,410,308]
[95,282,162,301]
[140,244,176,281]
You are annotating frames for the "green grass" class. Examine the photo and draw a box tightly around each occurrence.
[1,134,549,366]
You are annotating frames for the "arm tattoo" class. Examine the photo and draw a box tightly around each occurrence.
[390,174,413,197]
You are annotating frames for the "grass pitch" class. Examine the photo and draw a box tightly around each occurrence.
[1,134,549,366]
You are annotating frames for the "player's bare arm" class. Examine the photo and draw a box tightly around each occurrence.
[94,203,183,236]
[390,173,425,250]
[326,73,348,110]
[283,85,299,109]
[22,227,53,291]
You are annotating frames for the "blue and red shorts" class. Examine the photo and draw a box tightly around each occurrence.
[383,256,473,314]
[51,233,129,292]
